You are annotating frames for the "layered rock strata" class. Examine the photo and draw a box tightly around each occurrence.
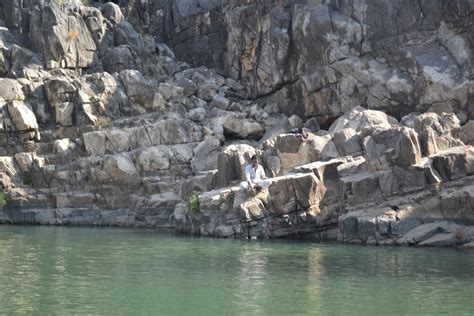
[0,1,472,248]
[132,0,473,126]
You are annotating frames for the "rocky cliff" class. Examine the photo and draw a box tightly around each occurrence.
[0,0,473,248]
[132,0,473,125]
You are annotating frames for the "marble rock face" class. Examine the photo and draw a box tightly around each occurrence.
[0,0,473,247]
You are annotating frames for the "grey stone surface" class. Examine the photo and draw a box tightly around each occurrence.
[0,0,472,247]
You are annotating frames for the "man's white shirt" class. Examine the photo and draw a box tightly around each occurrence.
[245,164,266,184]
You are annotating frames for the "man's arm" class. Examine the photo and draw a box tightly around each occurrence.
[245,165,253,185]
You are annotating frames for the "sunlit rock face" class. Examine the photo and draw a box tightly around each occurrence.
[0,0,472,247]
[135,0,473,125]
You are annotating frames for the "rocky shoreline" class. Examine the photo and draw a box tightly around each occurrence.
[0,0,472,248]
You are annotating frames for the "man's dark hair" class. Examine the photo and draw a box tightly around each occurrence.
[251,155,258,161]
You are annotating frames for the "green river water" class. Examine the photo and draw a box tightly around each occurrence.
[0,226,473,315]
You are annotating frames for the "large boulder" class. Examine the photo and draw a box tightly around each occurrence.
[0,79,24,101]
[222,115,264,140]
[101,2,124,24]
[461,121,474,145]
[103,46,141,73]
[83,7,107,48]
[267,173,327,215]
[43,77,77,126]
[363,127,422,171]
[431,146,474,181]
[29,3,97,69]
[114,21,145,53]
[83,131,106,156]
[103,154,140,185]
[104,129,131,153]
[414,112,464,156]
[332,128,363,156]
[135,146,171,172]
[262,133,339,176]
[7,101,38,132]
[191,136,221,173]
[216,144,256,187]
[329,106,399,137]
[119,70,155,109]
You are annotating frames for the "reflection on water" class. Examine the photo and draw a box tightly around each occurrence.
[1,226,474,315]
[235,244,270,315]
[306,248,323,315]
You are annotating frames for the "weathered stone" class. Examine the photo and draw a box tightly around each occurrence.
[0,79,24,101]
[329,107,399,137]
[169,144,194,165]
[263,133,338,175]
[173,203,189,233]
[14,153,34,172]
[55,102,75,126]
[83,131,106,156]
[114,21,145,52]
[216,144,256,187]
[120,70,155,108]
[158,82,184,101]
[268,173,326,214]
[103,46,139,73]
[9,44,45,80]
[222,116,263,140]
[103,154,140,185]
[7,101,38,132]
[191,137,220,173]
[461,121,474,145]
[135,192,182,210]
[378,167,427,196]
[348,173,380,205]
[333,128,362,156]
[187,107,207,123]
[397,222,450,245]
[240,196,266,220]
[53,138,72,154]
[418,233,458,247]
[210,94,231,110]
[431,146,474,181]
[176,77,198,97]
[0,156,22,183]
[257,118,291,148]
[414,113,464,156]
[288,115,303,128]
[104,129,130,153]
[0,49,10,76]
[136,146,170,172]
[364,127,421,171]
[303,117,321,132]
[101,2,124,24]
[29,3,97,69]
[43,77,77,126]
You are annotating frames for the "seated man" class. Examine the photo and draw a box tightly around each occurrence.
[240,155,271,192]
[290,127,309,141]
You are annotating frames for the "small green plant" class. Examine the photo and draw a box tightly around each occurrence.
[187,193,200,213]
[81,0,90,5]
[0,192,7,207]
